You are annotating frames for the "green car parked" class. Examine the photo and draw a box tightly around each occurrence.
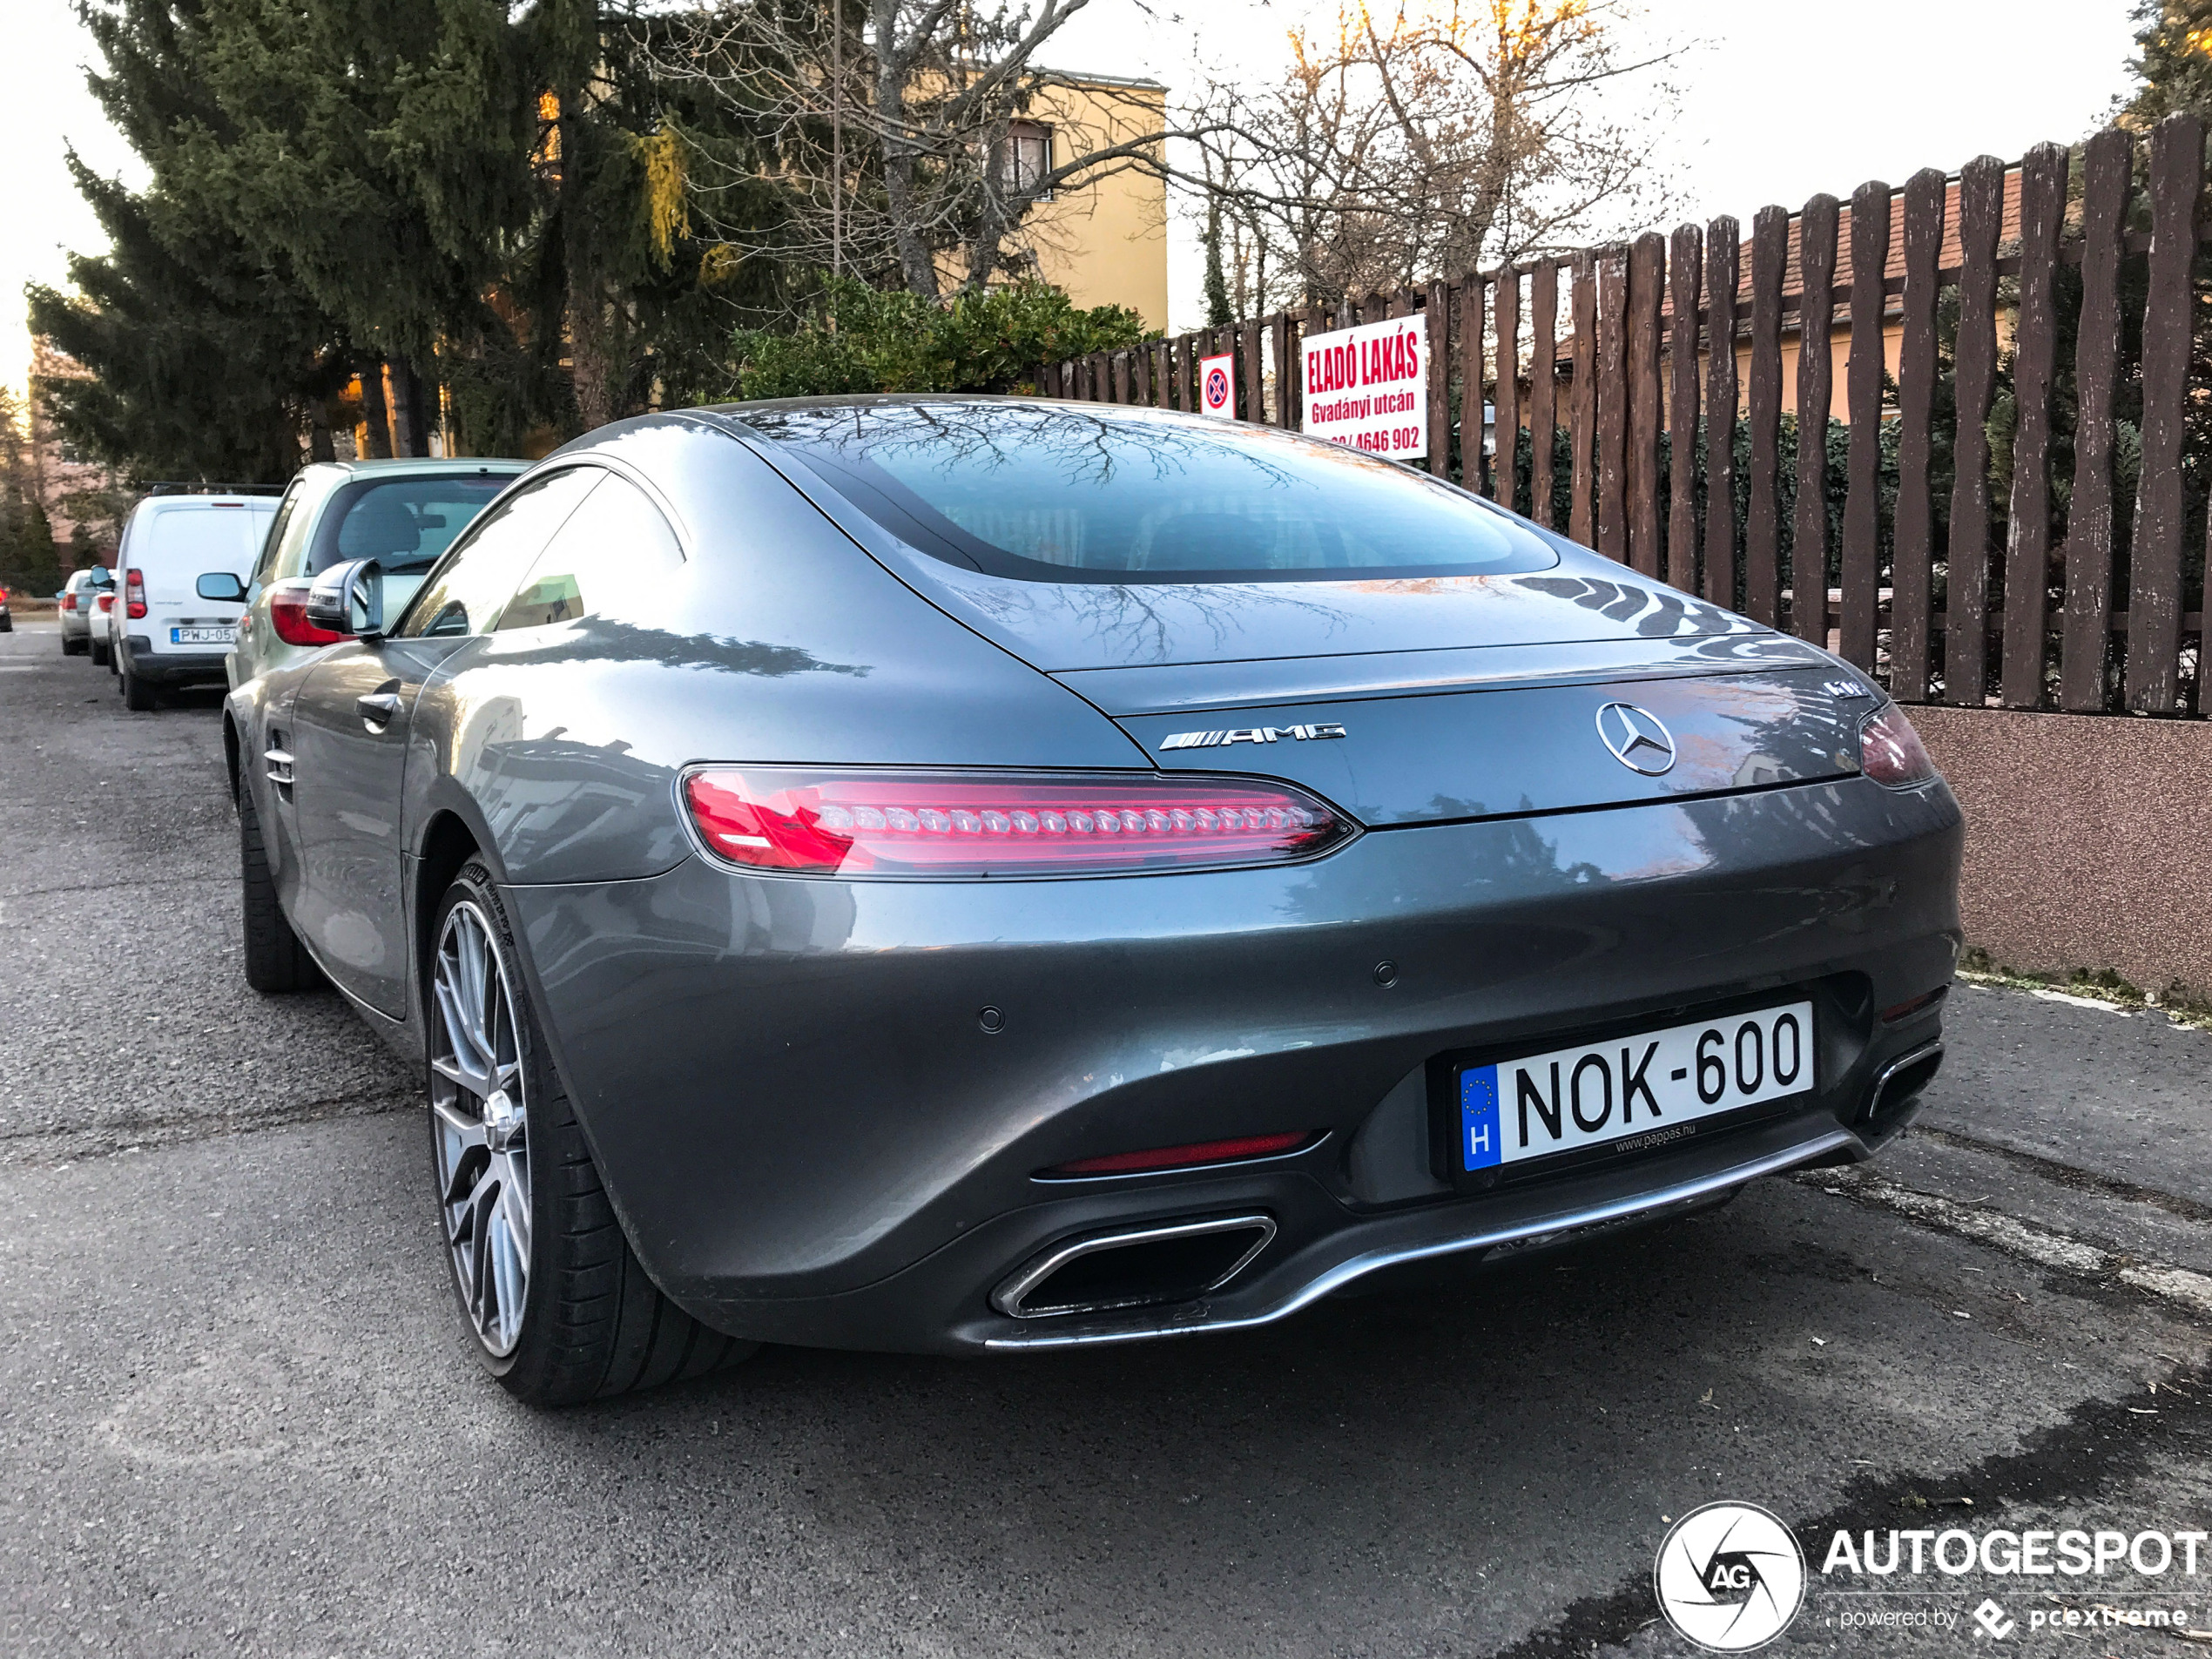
[220,457,529,692]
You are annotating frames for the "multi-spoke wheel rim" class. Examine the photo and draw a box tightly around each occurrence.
[429,900,531,1358]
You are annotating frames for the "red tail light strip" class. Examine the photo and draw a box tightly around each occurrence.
[268,581,351,646]
[683,768,1354,878]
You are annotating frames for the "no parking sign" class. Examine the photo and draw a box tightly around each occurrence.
[1198,351,1236,416]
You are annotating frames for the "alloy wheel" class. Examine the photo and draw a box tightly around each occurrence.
[428,900,532,1357]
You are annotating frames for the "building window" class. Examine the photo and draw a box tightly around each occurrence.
[1001,122,1052,199]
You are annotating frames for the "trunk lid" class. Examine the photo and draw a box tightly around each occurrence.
[1075,635,1871,828]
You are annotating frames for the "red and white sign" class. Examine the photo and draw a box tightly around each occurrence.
[1198,352,1236,416]
[1300,313,1427,459]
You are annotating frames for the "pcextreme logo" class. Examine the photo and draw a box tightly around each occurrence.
[1654,1503,1808,1651]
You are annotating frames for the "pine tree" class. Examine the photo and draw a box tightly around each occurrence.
[30,158,344,483]
[44,0,792,472]
[30,0,348,480]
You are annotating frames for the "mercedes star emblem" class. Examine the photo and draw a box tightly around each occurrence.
[1595,702,1677,775]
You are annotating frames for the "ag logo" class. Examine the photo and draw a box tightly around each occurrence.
[1653,1502,1806,1652]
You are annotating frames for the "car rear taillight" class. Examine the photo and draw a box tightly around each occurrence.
[268,581,350,645]
[125,568,146,619]
[1858,705,1936,787]
[62,593,77,612]
[682,769,1355,878]
[1044,1131,1313,1178]
[95,593,113,614]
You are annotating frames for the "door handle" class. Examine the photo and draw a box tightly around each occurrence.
[356,691,401,732]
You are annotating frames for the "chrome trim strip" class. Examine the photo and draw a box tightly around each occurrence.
[1030,1131,1330,1185]
[984,1130,1856,1349]
[990,1213,1278,1319]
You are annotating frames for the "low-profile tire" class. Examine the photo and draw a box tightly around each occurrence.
[237,771,320,993]
[122,655,158,711]
[426,860,756,1407]
[90,637,110,666]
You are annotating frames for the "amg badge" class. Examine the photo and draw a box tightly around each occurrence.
[1159,723,1348,751]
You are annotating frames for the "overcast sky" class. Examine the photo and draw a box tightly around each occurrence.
[0,0,2145,399]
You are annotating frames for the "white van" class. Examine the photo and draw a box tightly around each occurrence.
[109,495,280,711]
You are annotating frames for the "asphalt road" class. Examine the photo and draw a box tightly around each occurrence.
[3,617,2208,1658]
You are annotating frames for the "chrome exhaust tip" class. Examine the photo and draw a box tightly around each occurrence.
[1863,1041,1944,1130]
[991,1214,1278,1319]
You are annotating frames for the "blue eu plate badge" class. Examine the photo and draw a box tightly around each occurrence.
[1460,1064,1502,1171]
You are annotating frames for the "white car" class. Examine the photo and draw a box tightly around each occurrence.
[107,494,280,711]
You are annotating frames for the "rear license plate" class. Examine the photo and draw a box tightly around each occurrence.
[172,626,234,645]
[1454,1000,1815,1176]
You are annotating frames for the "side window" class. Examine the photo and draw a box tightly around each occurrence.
[266,482,333,582]
[496,474,684,631]
[254,487,301,584]
[392,469,601,639]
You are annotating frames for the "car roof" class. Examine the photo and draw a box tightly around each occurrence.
[323,456,529,479]
[133,494,280,516]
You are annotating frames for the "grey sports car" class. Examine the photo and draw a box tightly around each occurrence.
[224,397,1960,1406]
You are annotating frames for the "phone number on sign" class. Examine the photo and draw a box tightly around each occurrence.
[1325,427,1423,453]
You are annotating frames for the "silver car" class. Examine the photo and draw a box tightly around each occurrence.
[224,400,1961,1407]
[57,568,112,655]
[216,457,527,692]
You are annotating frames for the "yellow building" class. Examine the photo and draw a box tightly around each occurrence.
[971,71,1170,332]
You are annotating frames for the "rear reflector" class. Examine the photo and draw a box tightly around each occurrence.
[1879,987,1946,1022]
[682,768,1352,878]
[1044,1131,1312,1178]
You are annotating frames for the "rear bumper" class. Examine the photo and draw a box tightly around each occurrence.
[123,637,230,685]
[502,774,1963,1355]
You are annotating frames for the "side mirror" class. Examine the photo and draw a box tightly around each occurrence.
[196,571,249,604]
[304,557,384,640]
[89,568,115,590]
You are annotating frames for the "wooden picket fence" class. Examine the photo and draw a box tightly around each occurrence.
[1036,114,2212,718]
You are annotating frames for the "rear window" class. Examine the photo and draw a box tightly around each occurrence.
[738,401,1559,583]
[310,475,513,577]
[134,505,273,570]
